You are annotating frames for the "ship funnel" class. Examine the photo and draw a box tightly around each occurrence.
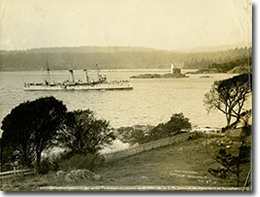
[69,70,75,83]
[83,69,89,83]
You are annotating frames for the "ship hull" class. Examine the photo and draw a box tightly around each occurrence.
[23,84,133,91]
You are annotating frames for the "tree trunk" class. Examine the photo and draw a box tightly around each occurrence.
[36,151,41,172]
[226,113,231,128]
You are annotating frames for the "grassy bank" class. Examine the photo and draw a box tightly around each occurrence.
[1,135,251,191]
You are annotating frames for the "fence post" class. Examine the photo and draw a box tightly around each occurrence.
[13,161,18,177]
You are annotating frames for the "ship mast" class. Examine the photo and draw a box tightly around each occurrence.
[96,62,100,81]
[46,59,51,82]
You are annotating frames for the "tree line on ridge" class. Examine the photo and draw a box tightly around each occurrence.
[0,46,251,71]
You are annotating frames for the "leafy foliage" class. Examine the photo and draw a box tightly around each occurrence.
[204,74,252,128]
[62,110,115,155]
[115,125,153,145]
[58,153,105,172]
[1,98,116,173]
[117,113,191,145]
[37,151,105,174]
[1,96,68,169]
[208,142,251,187]
[149,113,191,140]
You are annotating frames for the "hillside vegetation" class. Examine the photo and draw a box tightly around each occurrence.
[0,46,251,71]
[1,135,251,191]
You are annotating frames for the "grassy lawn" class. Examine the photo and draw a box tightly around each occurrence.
[1,135,251,191]
[98,136,250,188]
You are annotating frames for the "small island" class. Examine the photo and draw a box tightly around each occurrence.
[130,64,188,79]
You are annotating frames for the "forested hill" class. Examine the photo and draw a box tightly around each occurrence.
[183,47,252,70]
[26,46,157,53]
[0,46,252,71]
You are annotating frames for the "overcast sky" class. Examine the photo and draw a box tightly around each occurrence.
[0,0,252,51]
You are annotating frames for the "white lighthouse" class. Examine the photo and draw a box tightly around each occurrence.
[171,64,174,73]
[170,64,181,74]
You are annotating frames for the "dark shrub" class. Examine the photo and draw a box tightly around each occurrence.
[58,153,105,172]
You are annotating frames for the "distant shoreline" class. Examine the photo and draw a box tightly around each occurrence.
[130,73,188,79]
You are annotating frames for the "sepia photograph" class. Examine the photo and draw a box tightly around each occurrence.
[0,0,253,192]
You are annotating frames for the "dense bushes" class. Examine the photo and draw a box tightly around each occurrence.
[1,97,115,174]
[1,97,192,175]
[63,110,115,155]
[149,113,191,140]
[58,154,105,172]
[1,96,68,170]
[38,152,105,174]
[117,113,191,145]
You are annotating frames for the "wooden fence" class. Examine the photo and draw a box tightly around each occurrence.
[103,132,195,162]
[0,168,35,179]
[0,132,195,177]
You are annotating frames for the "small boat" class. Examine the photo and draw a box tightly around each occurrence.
[23,62,133,91]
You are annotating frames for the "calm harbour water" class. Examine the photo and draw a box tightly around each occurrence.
[0,69,236,139]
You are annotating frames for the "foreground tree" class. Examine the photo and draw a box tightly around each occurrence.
[1,96,67,170]
[204,73,252,128]
[63,110,115,155]
[208,134,251,187]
